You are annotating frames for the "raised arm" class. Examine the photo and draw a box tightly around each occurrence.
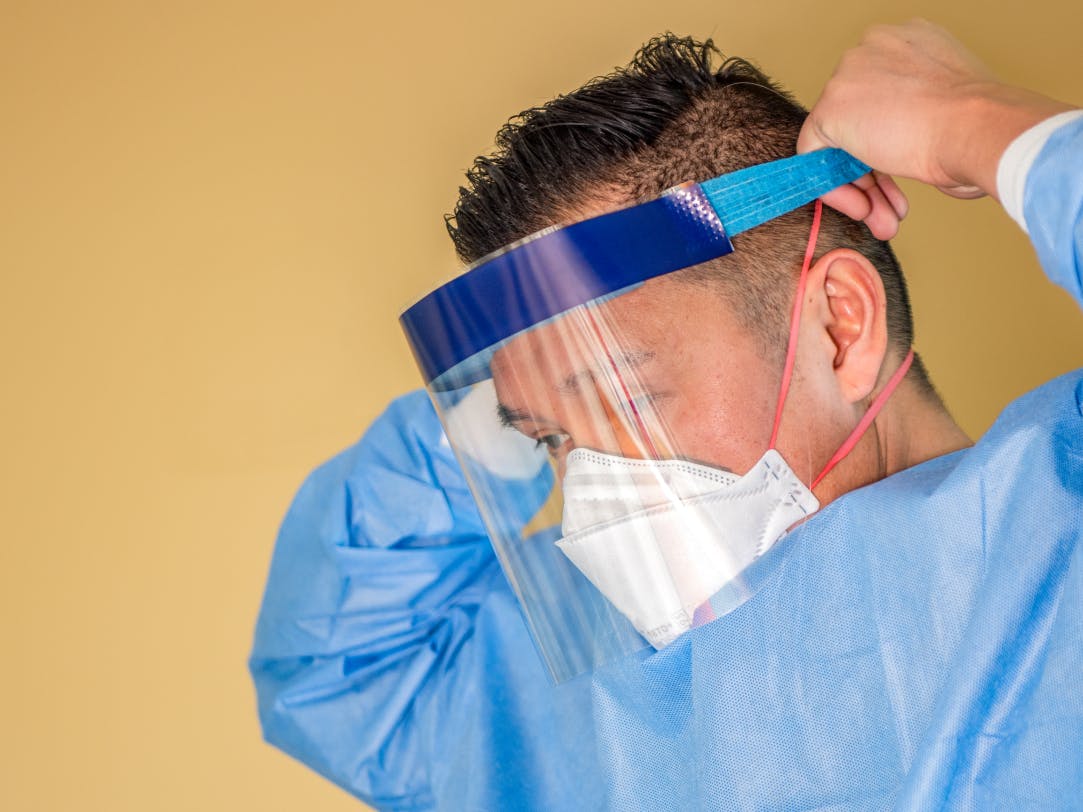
[248,391,500,808]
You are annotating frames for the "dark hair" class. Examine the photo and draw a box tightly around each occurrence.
[447,34,932,388]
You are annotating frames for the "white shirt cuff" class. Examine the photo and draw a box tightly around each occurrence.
[996,109,1083,233]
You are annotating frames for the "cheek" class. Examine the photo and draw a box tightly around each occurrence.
[667,362,781,473]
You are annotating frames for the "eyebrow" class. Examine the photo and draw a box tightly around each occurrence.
[495,348,657,429]
[556,348,656,394]
[497,403,534,429]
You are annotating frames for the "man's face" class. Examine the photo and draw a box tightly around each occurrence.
[490,272,803,481]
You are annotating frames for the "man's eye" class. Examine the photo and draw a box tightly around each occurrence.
[535,433,570,453]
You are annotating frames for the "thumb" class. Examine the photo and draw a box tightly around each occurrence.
[796,116,833,155]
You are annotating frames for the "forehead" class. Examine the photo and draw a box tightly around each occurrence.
[491,279,665,376]
[489,272,743,387]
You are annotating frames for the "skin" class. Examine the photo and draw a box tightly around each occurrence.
[492,20,1071,508]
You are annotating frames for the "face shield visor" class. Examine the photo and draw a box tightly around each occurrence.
[401,150,876,683]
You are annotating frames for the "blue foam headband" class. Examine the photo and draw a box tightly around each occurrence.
[402,149,869,389]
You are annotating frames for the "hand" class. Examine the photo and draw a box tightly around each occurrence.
[799,19,1073,239]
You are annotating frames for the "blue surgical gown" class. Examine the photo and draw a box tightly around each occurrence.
[249,116,1083,810]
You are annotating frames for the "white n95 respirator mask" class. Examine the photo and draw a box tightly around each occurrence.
[557,448,819,648]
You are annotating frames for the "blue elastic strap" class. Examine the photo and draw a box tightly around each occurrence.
[403,149,870,389]
[703,149,869,236]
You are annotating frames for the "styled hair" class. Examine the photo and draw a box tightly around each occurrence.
[447,34,930,386]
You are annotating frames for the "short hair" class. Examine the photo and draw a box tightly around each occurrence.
[447,34,932,388]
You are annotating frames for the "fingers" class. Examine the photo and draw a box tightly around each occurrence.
[860,179,901,240]
[818,172,909,240]
[875,172,909,219]
[819,184,871,223]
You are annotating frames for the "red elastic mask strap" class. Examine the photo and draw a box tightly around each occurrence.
[810,348,914,490]
[766,199,915,490]
[768,200,823,450]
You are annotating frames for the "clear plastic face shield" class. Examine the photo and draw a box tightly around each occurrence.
[402,150,898,683]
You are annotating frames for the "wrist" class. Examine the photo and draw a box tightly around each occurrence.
[941,84,1073,199]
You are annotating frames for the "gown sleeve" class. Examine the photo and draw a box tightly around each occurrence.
[1022,115,1083,308]
[248,390,500,810]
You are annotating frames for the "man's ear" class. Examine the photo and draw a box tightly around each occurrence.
[808,248,889,404]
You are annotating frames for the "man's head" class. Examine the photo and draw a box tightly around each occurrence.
[449,34,956,500]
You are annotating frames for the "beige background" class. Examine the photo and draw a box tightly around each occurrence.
[2,1,1081,809]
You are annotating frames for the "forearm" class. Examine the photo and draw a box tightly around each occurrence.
[944,85,1074,202]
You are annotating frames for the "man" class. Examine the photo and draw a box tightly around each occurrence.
[250,21,1083,810]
